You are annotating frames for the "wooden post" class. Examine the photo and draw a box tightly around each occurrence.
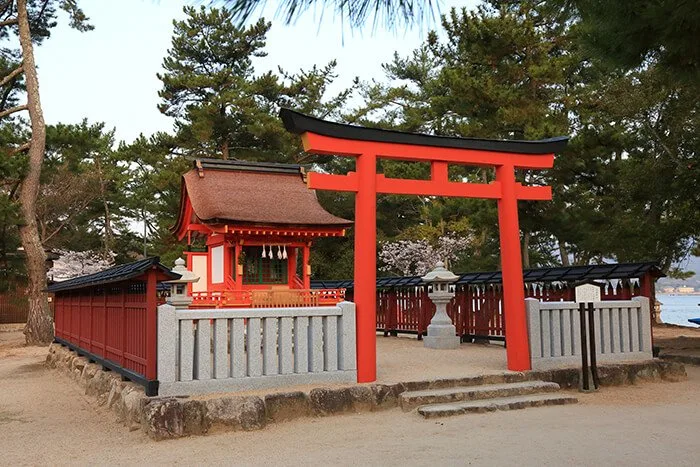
[302,243,311,289]
[287,246,297,287]
[224,242,233,288]
[496,164,531,371]
[387,289,398,335]
[120,285,126,366]
[145,269,158,381]
[639,272,656,346]
[76,290,81,347]
[89,288,94,352]
[102,287,108,358]
[234,242,242,290]
[354,153,377,382]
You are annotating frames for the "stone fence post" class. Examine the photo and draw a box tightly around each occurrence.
[525,298,541,360]
[631,296,653,353]
[338,301,357,371]
[157,304,177,385]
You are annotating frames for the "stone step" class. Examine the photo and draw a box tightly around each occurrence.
[417,393,579,418]
[400,380,561,411]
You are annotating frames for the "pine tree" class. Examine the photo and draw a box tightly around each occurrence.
[158,7,282,160]
[0,0,92,344]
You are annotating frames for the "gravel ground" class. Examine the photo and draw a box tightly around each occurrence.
[1,329,698,466]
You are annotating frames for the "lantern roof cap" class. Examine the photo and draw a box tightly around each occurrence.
[166,257,199,284]
[421,262,459,283]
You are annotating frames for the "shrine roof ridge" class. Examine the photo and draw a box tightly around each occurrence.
[193,157,303,176]
[280,108,569,155]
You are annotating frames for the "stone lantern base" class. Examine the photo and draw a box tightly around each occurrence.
[423,323,461,349]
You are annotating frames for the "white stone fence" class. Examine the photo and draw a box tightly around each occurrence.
[157,302,357,396]
[526,297,653,370]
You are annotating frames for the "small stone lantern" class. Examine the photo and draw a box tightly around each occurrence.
[166,257,199,309]
[421,261,460,349]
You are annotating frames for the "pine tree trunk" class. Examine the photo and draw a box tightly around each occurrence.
[222,140,229,160]
[94,156,114,256]
[522,231,530,269]
[17,0,53,345]
[558,241,570,267]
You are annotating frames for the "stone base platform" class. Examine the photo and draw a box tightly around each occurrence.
[46,342,688,441]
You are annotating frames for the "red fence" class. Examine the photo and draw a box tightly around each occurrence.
[53,271,158,393]
[0,293,29,324]
[376,276,656,340]
[0,291,55,324]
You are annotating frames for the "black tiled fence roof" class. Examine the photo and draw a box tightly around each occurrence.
[311,262,663,290]
[47,257,180,293]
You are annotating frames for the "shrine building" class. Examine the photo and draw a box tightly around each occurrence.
[171,158,352,307]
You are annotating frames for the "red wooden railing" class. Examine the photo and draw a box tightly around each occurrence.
[189,288,346,308]
[377,277,655,340]
[53,270,158,384]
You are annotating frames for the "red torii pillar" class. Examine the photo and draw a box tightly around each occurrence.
[280,109,568,383]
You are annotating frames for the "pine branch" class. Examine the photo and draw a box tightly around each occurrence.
[0,17,17,27]
[0,103,27,118]
[0,63,23,87]
[10,142,30,154]
[220,0,439,29]
[0,0,13,19]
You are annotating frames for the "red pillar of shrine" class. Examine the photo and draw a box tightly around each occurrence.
[355,153,377,382]
[496,164,531,371]
[302,244,311,289]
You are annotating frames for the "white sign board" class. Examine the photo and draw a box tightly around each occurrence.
[575,283,601,303]
[211,245,224,284]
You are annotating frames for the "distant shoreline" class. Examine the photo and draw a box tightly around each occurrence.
[657,293,700,297]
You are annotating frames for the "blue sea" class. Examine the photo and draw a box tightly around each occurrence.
[657,294,700,328]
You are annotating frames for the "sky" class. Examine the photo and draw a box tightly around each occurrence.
[33,0,476,143]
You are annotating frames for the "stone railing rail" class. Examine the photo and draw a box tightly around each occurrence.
[526,297,653,370]
[157,302,357,396]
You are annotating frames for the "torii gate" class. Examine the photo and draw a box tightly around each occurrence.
[280,108,569,383]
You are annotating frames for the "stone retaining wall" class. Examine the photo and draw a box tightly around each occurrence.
[46,342,687,441]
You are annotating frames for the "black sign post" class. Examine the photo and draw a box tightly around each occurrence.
[587,302,600,389]
[579,301,600,392]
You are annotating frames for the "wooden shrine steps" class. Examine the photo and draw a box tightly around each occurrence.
[399,380,578,418]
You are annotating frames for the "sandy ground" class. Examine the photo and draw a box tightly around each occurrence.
[376,335,508,382]
[653,323,700,360]
[1,330,699,466]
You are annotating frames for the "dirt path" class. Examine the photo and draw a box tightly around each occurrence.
[1,335,699,466]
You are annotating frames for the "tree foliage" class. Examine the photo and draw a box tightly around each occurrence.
[218,0,440,30]
[567,0,699,85]
[158,6,356,162]
[1,0,697,295]
[352,0,698,274]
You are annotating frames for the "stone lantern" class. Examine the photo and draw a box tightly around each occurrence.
[421,261,460,349]
[166,257,199,309]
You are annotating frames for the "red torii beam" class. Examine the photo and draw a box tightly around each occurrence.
[281,109,568,383]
